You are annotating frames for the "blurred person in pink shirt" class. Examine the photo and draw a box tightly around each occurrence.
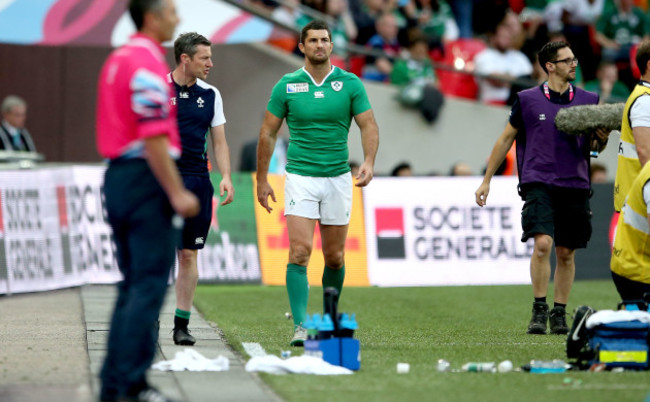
[96,1,198,401]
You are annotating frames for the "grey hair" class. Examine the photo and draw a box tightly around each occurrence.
[1,95,26,114]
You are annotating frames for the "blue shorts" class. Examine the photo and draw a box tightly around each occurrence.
[181,174,214,250]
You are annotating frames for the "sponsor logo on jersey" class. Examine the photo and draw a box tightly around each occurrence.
[539,114,546,121]
[179,91,189,99]
[287,83,309,93]
[315,91,324,98]
[195,237,204,245]
[331,81,343,91]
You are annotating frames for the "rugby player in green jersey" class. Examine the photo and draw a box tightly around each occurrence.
[256,20,379,346]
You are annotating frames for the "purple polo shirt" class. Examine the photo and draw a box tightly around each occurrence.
[510,84,599,190]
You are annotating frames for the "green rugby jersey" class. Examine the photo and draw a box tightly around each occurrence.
[267,66,372,177]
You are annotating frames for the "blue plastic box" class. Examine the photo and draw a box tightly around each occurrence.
[304,338,360,371]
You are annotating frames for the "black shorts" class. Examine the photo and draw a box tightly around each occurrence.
[181,174,214,250]
[611,271,650,302]
[520,183,592,249]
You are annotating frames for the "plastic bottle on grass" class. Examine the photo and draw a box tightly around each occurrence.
[462,362,496,372]
[528,360,567,373]
[318,314,335,339]
[304,316,317,340]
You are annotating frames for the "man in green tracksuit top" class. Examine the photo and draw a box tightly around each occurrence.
[256,20,380,346]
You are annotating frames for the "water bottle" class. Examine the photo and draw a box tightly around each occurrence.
[323,287,340,336]
[309,314,322,340]
[461,362,496,372]
[339,313,358,338]
[318,313,335,340]
[527,360,568,373]
[304,315,318,340]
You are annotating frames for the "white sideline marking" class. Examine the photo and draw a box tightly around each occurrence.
[242,342,268,357]
[548,384,650,391]
[438,342,557,346]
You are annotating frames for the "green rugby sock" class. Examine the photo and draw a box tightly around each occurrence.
[286,263,309,328]
[322,265,345,313]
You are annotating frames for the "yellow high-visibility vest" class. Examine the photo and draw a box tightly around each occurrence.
[614,83,650,211]
[611,162,650,284]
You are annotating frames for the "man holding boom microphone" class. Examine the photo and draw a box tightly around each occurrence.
[475,41,609,335]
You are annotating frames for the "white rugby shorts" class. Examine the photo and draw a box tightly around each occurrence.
[284,172,352,225]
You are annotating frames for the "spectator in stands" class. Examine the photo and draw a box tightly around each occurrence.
[472,0,509,36]
[390,0,420,48]
[363,13,402,81]
[297,0,358,58]
[272,0,301,27]
[518,0,549,41]
[391,161,413,176]
[590,162,608,183]
[560,0,605,81]
[391,35,436,87]
[474,21,534,104]
[0,95,37,152]
[351,0,388,45]
[595,0,646,63]
[391,35,444,123]
[449,0,474,38]
[584,61,631,102]
[502,9,527,51]
[450,161,472,176]
[412,0,459,52]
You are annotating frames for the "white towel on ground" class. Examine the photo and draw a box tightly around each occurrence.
[245,355,353,375]
[151,348,230,371]
[586,310,650,329]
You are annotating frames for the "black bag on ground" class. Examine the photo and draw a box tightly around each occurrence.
[567,304,650,370]
[566,305,596,368]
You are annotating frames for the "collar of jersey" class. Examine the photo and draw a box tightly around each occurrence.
[301,66,336,87]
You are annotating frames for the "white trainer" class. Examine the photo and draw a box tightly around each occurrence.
[290,326,308,347]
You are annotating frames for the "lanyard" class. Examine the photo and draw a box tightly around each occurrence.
[543,81,573,101]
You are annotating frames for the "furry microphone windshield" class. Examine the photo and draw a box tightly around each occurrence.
[554,103,624,136]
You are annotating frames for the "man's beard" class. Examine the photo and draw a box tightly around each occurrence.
[308,54,329,65]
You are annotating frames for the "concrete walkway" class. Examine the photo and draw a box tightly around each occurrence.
[0,285,280,402]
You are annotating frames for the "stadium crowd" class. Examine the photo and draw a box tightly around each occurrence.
[250,0,650,107]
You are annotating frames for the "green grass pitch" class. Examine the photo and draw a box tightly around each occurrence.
[194,280,650,402]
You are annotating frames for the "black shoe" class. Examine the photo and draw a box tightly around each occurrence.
[121,386,179,402]
[549,306,569,335]
[526,302,549,334]
[99,387,119,402]
[172,327,196,346]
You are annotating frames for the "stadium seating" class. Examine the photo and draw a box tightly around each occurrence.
[436,38,486,100]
